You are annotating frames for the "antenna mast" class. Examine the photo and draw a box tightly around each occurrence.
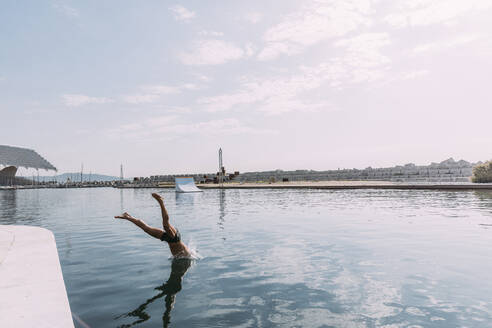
[218,148,223,188]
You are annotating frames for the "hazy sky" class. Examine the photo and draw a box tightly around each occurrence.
[1,1,491,177]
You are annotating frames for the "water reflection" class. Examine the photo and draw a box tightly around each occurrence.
[474,191,492,211]
[218,190,225,230]
[120,189,124,212]
[175,192,196,207]
[0,190,17,222]
[3,188,492,327]
[116,258,192,327]
[185,275,345,327]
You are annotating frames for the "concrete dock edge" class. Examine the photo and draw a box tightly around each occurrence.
[0,225,74,328]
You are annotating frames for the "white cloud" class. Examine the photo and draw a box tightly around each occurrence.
[200,33,390,115]
[193,74,212,83]
[107,117,276,141]
[413,34,482,54]
[183,83,199,90]
[140,85,181,94]
[173,118,277,136]
[62,94,113,107]
[333,33,391,82]
[385,0,492,28]
[244,12,262,24]
[245,43,256,57]
[106,115,176,140]
[199,30,224,37]
[258,99,333,115]
[258,0,373,60]
[179,39,244,66]
[368,69,431,89]
[122,84,194,104]
[311,33,391,86]
[165,106,192,114]
[258,42,302,61]
[118,123,143,132]
[401,70,429,80]
[198,73,332,115]
[169,5,195,22]
[121,94,160,104]
[144,115,179,127]
[52,2,79,18]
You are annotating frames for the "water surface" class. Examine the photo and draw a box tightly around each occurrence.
[1,188,492,327]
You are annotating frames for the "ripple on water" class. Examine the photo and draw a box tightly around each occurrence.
[1,188,492,327]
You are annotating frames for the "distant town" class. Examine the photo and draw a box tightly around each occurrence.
[26,157,476,189]
[142,158,475,187]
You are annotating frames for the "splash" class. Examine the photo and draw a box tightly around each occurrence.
[169,236,203,260]
[187,236,203,259]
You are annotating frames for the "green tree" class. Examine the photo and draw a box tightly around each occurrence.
[472,161,492,183]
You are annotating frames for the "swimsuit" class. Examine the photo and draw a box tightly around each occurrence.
[160,229,181,243]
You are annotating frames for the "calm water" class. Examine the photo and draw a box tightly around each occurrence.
[1,188,492,327]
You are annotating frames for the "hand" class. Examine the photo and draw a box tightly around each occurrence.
[115,212,133,220]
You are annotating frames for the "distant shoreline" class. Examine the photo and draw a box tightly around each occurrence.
[117,181,492,191]
[4,180,492,191]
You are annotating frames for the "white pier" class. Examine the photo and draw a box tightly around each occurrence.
[0,225,74,328]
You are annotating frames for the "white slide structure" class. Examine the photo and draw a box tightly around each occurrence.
[175,177,203,193]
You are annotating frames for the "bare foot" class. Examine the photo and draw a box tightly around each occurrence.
[151,193,164,202]
[114,212,133,220]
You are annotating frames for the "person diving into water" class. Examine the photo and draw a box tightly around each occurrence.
[115,193,191,258]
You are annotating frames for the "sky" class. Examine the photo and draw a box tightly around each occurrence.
[1,0,491,177]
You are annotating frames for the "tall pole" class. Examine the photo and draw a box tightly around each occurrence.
[120,164,124,181]
[81,163,83,183]
[218,148,223,188]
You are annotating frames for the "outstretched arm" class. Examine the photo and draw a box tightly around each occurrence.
[115,212,163,240]
[152,193,177,237]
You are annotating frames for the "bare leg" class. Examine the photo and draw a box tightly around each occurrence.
[151,193,191,257]
[115,212,164,240]
[152,193,177,238]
